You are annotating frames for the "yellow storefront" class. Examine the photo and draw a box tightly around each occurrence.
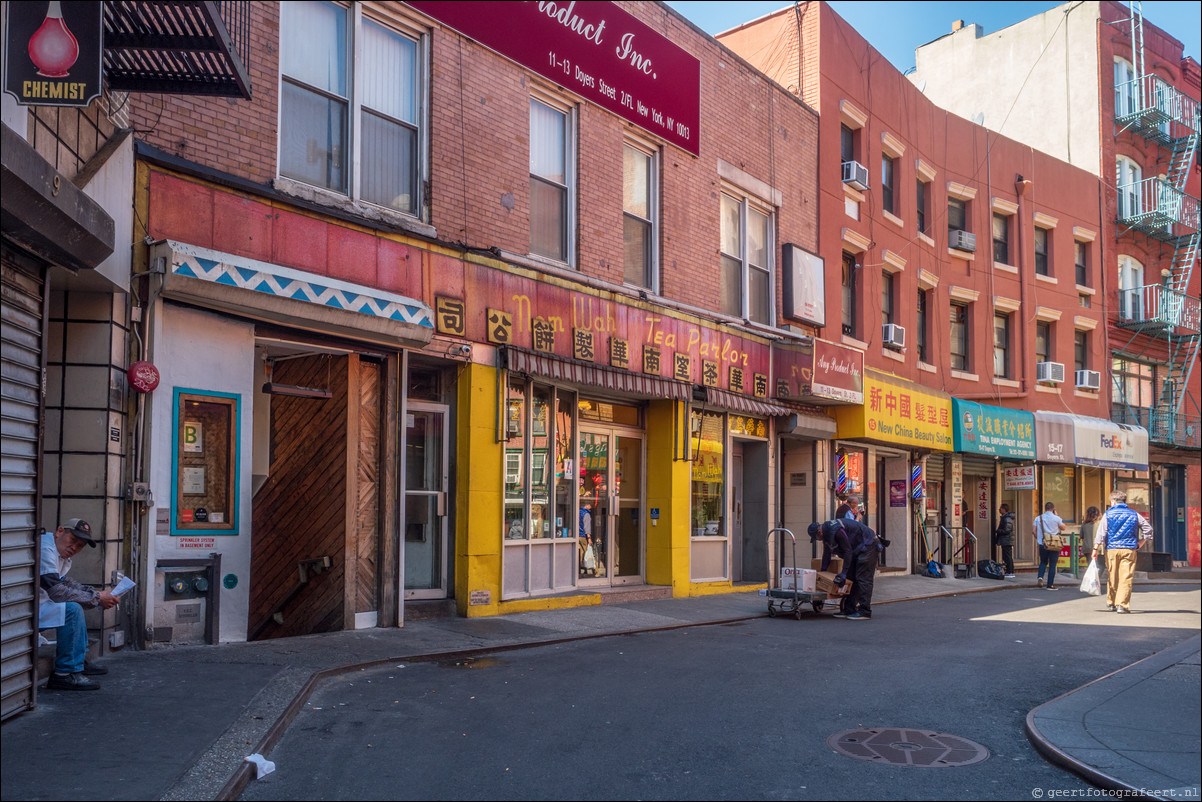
[832,370,953,573]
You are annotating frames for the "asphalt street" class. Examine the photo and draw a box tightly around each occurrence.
[240,586,1201,801]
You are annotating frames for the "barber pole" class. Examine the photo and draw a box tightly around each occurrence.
[911,462,924,500]
[835,452,848,496]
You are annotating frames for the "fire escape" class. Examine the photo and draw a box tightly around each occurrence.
[1112,3,1201,449]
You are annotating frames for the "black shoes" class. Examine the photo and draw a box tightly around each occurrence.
[83,660,108,676]
[45,672,100,691]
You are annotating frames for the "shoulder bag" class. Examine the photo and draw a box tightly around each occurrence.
[1041,517,1063,552]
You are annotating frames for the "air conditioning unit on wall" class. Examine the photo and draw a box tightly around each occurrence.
[1076,369,1101,390]
[949,229,976,252]
[882,323,906,349]
[842,160,869,191]
[1037,361,1066,384]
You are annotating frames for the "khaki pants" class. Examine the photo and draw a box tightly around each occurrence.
[1105,548,1138,609]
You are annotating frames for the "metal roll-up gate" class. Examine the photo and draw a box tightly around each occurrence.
[1,255,46,720]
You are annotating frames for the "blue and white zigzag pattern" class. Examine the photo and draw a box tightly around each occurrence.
[174,254,432,328]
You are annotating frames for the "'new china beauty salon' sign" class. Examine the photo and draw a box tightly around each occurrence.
[408,1,700,155]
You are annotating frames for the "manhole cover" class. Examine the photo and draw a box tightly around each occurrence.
[827,728,990,767]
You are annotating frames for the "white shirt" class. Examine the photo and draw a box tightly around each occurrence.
[1032,511,1063,546]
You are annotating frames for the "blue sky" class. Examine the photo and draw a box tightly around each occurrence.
[665,1,1201,73]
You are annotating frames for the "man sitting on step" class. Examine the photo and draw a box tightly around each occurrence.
[39,518,118,691]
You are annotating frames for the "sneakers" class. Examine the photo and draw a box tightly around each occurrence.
[1004,574,1016,578]
[45,672,100,691]
[832,612,849,619]
[83,660,108,676]
[1116,607,1130,614]
[845,611,871,620]
[1106,604,1117,612]
[1037,577,1045,588]
[1046,585,1058,590]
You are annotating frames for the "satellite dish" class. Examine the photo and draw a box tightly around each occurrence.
[972,112,985,125]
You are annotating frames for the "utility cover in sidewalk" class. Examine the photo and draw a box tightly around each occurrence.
[827,728,990,767]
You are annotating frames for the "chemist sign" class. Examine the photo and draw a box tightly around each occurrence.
[3,1,103,108]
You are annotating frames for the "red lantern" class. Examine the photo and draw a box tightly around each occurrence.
[128,361,160,393]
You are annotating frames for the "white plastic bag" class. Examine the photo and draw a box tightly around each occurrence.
[583,544,596,570]
[1079,559,1101,596]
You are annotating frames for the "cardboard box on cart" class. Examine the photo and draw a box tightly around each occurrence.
[779,566,817,592]
[811,557,843,573]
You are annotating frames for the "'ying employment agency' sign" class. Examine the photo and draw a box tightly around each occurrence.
[407,1,700,155]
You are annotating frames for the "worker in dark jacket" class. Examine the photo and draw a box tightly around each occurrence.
[809,519,882,620]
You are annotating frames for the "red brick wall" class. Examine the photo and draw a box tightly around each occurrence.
[129,3,279,183]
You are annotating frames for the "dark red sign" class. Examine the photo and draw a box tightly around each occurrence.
[407,1,700,155]
[3,1,103,108]
[772,338,864,404]
[128,361,161,393]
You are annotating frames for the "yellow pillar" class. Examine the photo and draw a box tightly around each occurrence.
[455,362,503,617]
[645,399,692,595]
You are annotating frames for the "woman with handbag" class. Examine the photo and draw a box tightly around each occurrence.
[1033,501,1067,589]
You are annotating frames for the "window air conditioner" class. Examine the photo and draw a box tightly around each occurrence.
[1075,369,1102,390]
[949,229,976,253]
[842,160,869,191]
[882,323,906,349]
[1036,361,1066,384]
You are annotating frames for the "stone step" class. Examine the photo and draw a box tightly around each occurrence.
[402,599,457,622]
[593,585,673,604]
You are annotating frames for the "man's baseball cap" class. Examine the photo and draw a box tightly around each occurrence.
[62,518,97,547]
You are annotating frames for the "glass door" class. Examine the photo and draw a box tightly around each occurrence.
[578,428,643,585]
[404,402,448,599]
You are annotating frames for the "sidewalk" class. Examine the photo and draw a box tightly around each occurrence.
[1,570,1197,802]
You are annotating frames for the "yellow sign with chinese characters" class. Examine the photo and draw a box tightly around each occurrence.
[834,371,953,451]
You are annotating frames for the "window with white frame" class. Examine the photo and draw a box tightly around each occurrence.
[720,191,773,324]
[1035,321,1052,364]
[1075,240,1089,286]
[1034,225,1051,275]
[1114,57,1136,117]
[279,1,424,216]
[1116,156,1142,219]
[993,312,1011,378]
[950,302,969,371]
[530,97,575,264]
[1118,254,1145,320]
[916,178,929,235]
[1074,330,1089,374]
[992,213,1010,264]
[841,252,857,338]
[881,270,894,328]
[623,142,657,289]
[881,154,896,215]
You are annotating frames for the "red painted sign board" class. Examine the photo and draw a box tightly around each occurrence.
[407,1,700,155]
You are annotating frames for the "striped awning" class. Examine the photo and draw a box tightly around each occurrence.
[704,387,791,417]
[502,347,691,400]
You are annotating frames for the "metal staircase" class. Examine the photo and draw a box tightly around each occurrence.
[1112,1,1200,448]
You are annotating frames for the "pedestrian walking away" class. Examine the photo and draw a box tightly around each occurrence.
[1090,490,1152,613]
[1033,502,1066,589]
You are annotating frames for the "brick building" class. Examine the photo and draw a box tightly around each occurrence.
[908,0,1200,566]
[718,2,1133,572]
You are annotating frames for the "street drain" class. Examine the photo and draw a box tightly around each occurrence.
[827,728,990,767]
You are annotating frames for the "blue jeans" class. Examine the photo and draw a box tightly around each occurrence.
[1037,547,1058,587]
[53,602,88,674]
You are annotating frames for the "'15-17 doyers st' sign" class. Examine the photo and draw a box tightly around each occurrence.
[407,1,700,156]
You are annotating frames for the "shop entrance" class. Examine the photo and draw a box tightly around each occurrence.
[404,402,449,599]
[248,346,385,639]
[578,427,643,585]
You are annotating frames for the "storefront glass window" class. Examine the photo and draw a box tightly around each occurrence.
[504,380,526,539]
[530,385,552,539]
[690,410,725,536]
[1042,465,1076,523]
[173,390,239,534]
[554,392,575,539]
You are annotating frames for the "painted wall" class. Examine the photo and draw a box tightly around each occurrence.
[147,303,256,642]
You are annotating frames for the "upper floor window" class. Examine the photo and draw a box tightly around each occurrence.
[916,179,929,235]
[841,252,857,338]
[530,97,575,263]
[1035,321,1051,364]
[881,154,896,215]
[950,302,969,371]
[1075,241,1089,286]
[1116,157,1142,219]
[993,312,1011,378]
[948,197,968,234]
[1114,57,1136,116]
[623,143,657,290]
[720,192,773,324]
[992,213,1010,264]
[841,124,857,164]
[916,288,928,362]
[1074,330,1089,373]
[280,2,423,216]
[1034,226,1051,275]
[881,270,895,328]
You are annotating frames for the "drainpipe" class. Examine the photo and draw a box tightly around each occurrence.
[1014,172,1034,400]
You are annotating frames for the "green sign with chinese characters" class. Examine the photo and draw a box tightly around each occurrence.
[952,399,1035,459]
